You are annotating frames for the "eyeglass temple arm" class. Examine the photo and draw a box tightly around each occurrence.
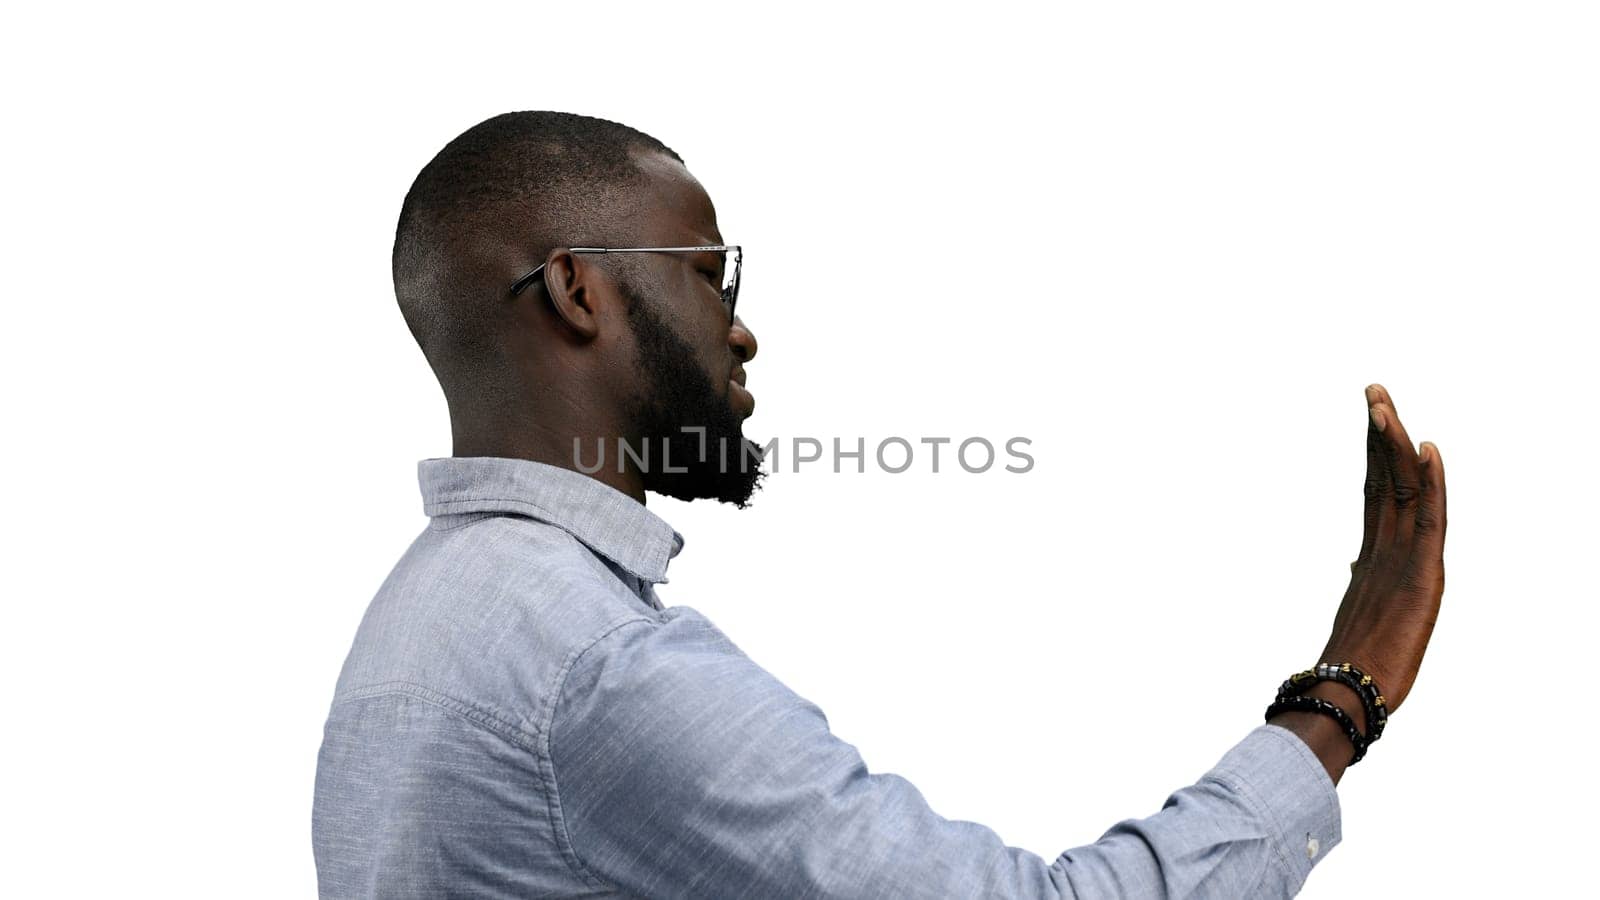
[510,247,737,296]
[513,248,637,296]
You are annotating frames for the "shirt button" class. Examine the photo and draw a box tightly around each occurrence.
[1306,836,1320,859]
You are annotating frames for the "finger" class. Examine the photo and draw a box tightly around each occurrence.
[1358,385,1393,568]
[1412,440,1448,565]
[1372,387,1423,550]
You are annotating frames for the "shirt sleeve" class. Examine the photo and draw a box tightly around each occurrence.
[546,607,1342,899]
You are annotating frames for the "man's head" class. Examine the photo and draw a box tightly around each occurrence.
[394,111,764,506]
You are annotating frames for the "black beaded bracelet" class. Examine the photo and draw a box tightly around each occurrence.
[1277,662,1388,744]
[1264,695,1370,766]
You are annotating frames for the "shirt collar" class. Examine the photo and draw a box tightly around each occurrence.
[418,456,685,584]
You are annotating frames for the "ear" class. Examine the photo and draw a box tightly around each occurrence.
[538,249,602,341]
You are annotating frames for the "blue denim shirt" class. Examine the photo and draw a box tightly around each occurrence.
[313,457,1341,898]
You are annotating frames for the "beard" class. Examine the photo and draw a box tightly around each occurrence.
[616,276,767,507]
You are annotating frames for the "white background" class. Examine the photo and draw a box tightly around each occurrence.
[5,2,1595,896]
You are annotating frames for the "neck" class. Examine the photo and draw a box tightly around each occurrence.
[450,413,647,505]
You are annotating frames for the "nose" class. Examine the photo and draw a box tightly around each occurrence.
[729,315,758,363]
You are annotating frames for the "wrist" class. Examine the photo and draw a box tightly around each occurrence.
[1267,681,1367,786]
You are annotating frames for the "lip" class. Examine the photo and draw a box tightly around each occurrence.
[729,379,755,418]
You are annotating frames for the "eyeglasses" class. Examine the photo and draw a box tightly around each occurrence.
[510,245,743,323]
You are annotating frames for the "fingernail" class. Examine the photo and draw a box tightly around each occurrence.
[1420,442,1433,465]
[1370,407,1387,432]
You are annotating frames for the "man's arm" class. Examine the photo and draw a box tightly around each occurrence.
[543,384,1446,898]
[546,609,1339,899]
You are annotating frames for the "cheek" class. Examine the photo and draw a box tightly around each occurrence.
[661,271,731,378]
[689,314,730,377]
[695,338,726,384]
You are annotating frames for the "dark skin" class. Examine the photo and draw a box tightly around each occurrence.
[1267,384,1447,785]
[449,151,1447,786]
[448,150,758,503]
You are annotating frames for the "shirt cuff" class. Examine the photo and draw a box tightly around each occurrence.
[1204,723,1344,893]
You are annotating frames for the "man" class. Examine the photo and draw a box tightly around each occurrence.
[313,111,1447,898]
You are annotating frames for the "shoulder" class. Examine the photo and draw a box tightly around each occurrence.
[330,513,660,739]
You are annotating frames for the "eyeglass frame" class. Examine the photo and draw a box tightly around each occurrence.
[509,245,743,323]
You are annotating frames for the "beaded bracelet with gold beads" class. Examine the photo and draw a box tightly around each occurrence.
[1276,661,1388,744]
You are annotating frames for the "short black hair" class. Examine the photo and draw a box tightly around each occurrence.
[392,111,684,392]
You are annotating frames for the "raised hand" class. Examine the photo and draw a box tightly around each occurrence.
[1320,384,1448,714]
